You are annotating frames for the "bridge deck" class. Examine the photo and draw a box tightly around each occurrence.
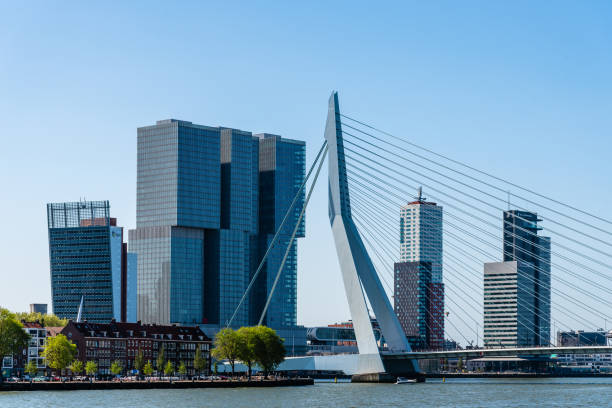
[383,346,612,360]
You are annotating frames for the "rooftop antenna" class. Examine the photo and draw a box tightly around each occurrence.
[416,186,426,202]
[507,191,511,210]
[76,295,84,322]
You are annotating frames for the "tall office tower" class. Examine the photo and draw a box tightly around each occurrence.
[483,210,551,347]
[130,120,305,329]
[130,120,220,325]
[251,134,305,328]
[503,210,551,346]
[484,261,537,347]
[396,188,444,349]
[47,201,137,323]
[205,128,260,327]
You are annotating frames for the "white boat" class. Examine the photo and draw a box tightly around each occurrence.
[396,377,417,384]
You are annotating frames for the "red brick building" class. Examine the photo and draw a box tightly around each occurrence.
[61,320,211,376]
[427,282,445,350]
[394,261,445,350]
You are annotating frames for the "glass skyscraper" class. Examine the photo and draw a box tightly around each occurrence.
[483,210,551,347]
[47,200,137,323]
[130,120,305,329]
[252,134,305,328]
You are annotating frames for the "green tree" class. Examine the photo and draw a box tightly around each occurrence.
[156,344,166,375]
[143,360,154,377]
[69,360,84,377]
[41,334,76,374]
[194,347,206,376]
[25,360,39,377]
[178,361,187,378]
[85,361,98,378]
[211,328,240,375]
[134,349,144,373]
[164,361,174,377]
[110,360,123,376]
[15,311,67,328]
[252,326,285,378]
[0,309,30,383]
[457,357,463,372]
[236,326,258,379]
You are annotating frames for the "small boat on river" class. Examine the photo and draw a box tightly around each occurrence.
[396,377,417,384]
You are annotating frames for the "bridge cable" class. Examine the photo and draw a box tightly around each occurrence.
[352,210,487,346]
[226,141,327,327]
[350,191,580,346]
[346,171,608,328]
[350,187,591,339]
[340,113,612,227]
[347,170,612,320]
[341,126,612,241]
[343,151,612,274]
[258,145,328,326]
[343,139,612,258]
[346,166,612,306]
[344,155,612,290]
[352,213,473,348]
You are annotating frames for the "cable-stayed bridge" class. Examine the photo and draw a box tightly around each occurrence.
[232,92,612,381]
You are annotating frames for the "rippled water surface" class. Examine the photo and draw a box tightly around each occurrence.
[1,378,611,407]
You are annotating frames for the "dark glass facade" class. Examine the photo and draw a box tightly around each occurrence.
[253,134,305,328]
[47,201,136,323]
[130,121,305,329]
[503,210,551,346]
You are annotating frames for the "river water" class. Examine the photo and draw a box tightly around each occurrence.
[1,378,611,407]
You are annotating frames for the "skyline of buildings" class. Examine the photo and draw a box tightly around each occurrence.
[38,122,564,354]
[42,184,560,354]
[47,200,137,324]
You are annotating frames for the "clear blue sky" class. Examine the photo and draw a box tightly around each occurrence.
[1,1,610,340]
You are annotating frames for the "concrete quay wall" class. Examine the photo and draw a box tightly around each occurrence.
[0,378,314,392]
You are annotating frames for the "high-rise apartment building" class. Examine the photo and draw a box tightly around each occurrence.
[47,201,137,323]
[393,261,444,350]
[129,120,305,329]
[483,210,551,347]
[394,261,431,349]
[399,188,443,283]
[394,188,444,349]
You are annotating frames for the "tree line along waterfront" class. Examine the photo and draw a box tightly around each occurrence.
[1,308,287,384]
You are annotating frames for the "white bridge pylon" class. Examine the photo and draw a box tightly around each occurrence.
[325,91,419,375]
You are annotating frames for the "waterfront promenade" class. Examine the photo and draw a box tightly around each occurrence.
[0,378,313,392]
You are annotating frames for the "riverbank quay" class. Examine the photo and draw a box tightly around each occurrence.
[426,372,612,379]
[0,378,314,392]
